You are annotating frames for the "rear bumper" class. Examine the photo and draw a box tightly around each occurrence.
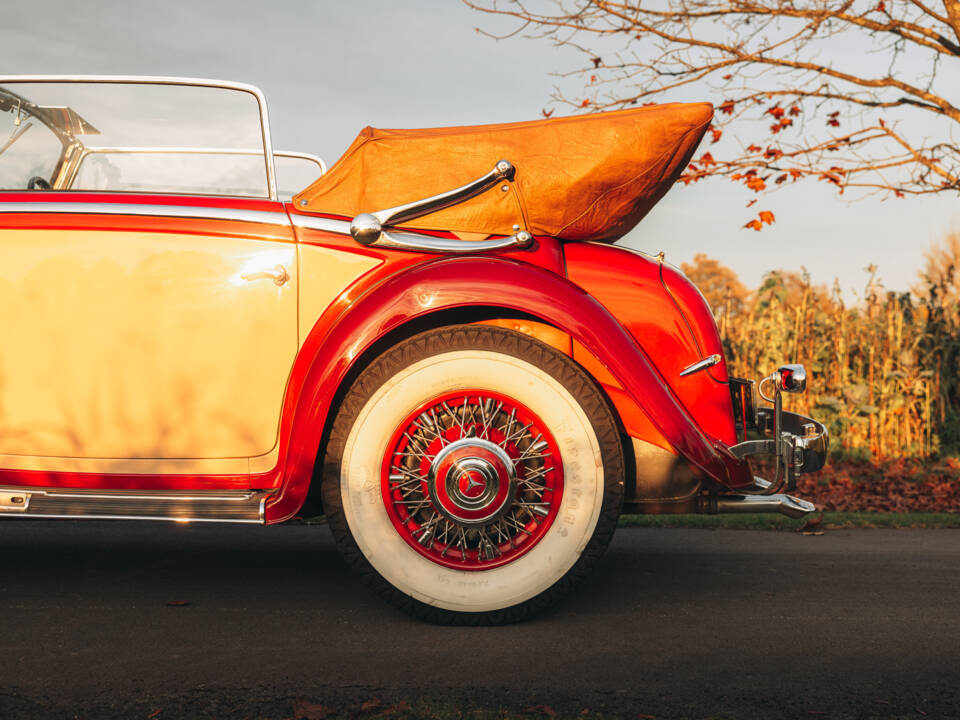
[731,408,829,476]
[623,368,828,517]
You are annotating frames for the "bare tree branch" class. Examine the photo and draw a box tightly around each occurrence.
[467,0,960,223]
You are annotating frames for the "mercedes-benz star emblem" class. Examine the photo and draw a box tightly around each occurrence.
[459,471,485,497]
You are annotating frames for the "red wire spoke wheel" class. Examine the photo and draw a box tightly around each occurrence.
[381,391,563,570]
[322,325,624,625]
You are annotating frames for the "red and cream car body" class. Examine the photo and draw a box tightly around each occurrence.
[0,77,827,623]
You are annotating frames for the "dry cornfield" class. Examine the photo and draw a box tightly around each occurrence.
[683,245,960,462]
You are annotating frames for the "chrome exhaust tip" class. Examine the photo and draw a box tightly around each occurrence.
[713,493,816,519]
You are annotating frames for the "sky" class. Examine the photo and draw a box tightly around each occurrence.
[2,0,957,299]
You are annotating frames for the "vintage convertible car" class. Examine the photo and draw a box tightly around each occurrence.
[0,77,828,624]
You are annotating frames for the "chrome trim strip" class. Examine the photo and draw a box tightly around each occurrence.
[0,485,272,524]
[290,213,352,235]
[4,514,264,524]
[376,229,533,253]
[15,491,260,502]
[0,76,278,201]
[0,201,290,227]
[289,213,532,253]
[679,353,722,377]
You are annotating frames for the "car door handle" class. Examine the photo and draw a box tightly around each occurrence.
[241,264,289,287]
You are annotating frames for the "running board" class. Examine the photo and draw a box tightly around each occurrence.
[0,486,270,523]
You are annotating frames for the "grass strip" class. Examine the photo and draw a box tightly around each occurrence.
[618,511,960,530]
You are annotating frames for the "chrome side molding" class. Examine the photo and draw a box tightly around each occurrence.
[347,159,533,253]
[0,490,29,512]
[679,353,722,377]
[0,486,270,523]
[0,201,291,227]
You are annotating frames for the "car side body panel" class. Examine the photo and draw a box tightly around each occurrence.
[564,242,737,448]
[265,239,753,523]
[0,197,751,515]
[0,193,298,487]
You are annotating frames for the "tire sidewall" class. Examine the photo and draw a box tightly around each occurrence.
[324,326,623,622]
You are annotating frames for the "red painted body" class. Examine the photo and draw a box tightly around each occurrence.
[0,193,753,515]
[564,243,737,448]
[265,233,753,522]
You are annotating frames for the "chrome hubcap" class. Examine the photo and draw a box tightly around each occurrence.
[427,438,517,526]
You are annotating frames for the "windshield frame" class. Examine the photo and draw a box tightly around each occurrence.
[0,75,279,200]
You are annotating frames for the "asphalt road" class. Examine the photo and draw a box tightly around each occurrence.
[2,520,960,720]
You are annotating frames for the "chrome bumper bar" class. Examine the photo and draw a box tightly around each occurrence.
[731,408,829,475]
[727,366,829,498]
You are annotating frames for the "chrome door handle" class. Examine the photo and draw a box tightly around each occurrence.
[241,264,289,286]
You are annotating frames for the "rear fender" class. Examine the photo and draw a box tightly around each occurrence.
[265,256,752,522]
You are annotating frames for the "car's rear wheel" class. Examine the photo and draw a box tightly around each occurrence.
[321,325,624,624]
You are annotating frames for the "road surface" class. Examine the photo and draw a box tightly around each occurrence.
[2,520,959,718]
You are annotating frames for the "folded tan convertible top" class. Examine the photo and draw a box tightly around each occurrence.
[294,103,713,243]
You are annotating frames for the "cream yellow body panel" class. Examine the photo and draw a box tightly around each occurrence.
[0,228,297,467]
[297,244,382,348]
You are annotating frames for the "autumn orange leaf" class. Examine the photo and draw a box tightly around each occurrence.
[744,210,775,231]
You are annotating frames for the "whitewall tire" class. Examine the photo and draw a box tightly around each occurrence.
[321,325,624,624]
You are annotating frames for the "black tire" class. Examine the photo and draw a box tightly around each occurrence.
[321,324,624,624]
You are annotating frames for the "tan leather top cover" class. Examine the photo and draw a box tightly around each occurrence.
[294,103,713,243]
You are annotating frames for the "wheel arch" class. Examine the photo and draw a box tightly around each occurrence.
[265,256,751,523]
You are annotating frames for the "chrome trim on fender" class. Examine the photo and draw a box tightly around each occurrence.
[679,353,722,377]
[0,201,290,227]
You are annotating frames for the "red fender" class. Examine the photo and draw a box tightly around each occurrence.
[265,255,752,523]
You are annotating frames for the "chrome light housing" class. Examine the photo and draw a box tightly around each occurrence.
[776,364,806,394]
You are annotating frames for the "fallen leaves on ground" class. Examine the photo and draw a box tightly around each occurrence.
[360,698,382,713]
[292,697,332,720]
[522,705,557,718]
[795,457,960,513]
